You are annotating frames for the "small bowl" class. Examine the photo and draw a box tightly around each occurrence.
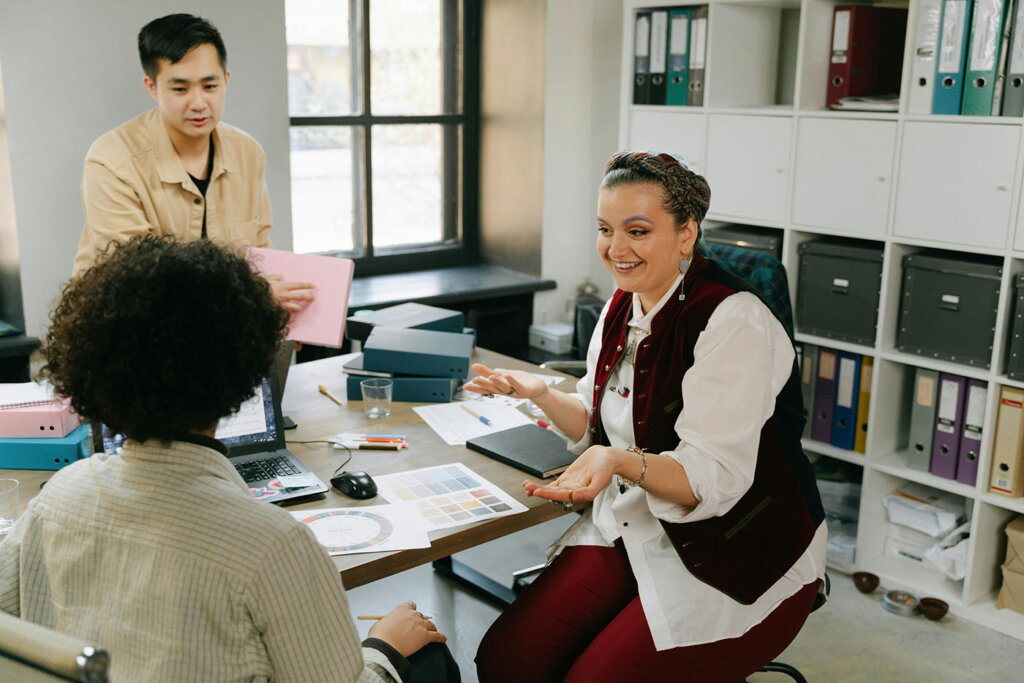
[852,571,880,594]
[919,597,949,621]
[882,589,919,616]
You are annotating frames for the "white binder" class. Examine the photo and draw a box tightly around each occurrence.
[909,0,944,113]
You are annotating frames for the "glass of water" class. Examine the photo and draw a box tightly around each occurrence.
[0,479,19,536]
[360,379,394,419]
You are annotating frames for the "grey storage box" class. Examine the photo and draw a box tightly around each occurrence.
[797,240,883,346]
[1004,274,1024,379]
[703,224,783,260]
[897,254,1002,368]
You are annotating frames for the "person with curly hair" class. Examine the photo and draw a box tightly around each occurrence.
[467,151,826,681]
[0,237,458,682]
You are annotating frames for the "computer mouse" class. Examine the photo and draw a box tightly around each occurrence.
[330,471,378,500]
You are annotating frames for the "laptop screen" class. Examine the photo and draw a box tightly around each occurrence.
[101,377,282,456]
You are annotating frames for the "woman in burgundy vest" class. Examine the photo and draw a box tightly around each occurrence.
[467,151,826,682]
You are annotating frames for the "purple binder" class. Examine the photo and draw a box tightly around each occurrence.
[812,349,837,442]
[931,373,966,480]
[955,379,988,486]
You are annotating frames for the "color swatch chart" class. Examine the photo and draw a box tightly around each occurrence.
[375,462,527,531]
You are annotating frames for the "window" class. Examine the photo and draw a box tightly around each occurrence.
[285,0,479,275]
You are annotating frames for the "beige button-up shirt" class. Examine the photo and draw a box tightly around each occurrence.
[0,439,399,682]
[73,109,272,276]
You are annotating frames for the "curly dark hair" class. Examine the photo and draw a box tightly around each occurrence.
[42,236,289,441]
[601,150,711,230]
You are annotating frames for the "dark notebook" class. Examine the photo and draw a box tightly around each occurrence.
[466,424,575,479]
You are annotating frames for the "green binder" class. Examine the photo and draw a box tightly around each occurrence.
[667,8,691,106]
[962,0,1011,115]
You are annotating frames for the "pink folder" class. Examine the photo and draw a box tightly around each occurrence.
[246,248,355,348]
[0,400,82,438]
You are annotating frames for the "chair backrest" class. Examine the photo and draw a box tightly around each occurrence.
[0,610,109,682]
[703,242,795,339]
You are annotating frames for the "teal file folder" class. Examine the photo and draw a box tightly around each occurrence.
[346,374,460,403]
[362,327,473,379]
[962,0,1010,115]
[933,0,974,114]
[667,9,692,105]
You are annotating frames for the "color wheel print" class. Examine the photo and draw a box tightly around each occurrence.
[298,510,394,552]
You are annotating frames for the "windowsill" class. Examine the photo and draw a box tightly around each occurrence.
[349,264,556,310]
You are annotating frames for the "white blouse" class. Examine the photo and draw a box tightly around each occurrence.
[552,274,827,651]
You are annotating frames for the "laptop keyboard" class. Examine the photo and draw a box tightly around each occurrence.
[234,456,301,484]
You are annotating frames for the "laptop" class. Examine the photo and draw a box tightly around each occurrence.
[101,377,328,504]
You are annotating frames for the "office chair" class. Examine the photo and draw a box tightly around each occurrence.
[0,610,109,682]
[746,573,830,683]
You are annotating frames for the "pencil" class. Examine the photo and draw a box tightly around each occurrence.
[318,384,344,407]
[460,403,492,426]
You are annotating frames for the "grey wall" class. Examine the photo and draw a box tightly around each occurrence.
[0,0,293,336]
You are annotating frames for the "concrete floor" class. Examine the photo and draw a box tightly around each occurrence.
[346,516,1024,682]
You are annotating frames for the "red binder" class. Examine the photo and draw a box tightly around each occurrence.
[827,6,908,108]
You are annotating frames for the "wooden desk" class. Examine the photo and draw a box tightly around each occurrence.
[1,349,576,600]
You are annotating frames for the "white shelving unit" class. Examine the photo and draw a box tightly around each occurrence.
[619,0,1024,641]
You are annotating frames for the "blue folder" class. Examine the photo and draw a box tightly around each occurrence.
[362,327,473,379]
[830,352,862,450]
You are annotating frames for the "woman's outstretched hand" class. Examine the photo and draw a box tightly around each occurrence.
[462,363,549,400]
[523,445,618,504]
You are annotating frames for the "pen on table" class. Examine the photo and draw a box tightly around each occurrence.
[358,614,431,621]
[461,404,492,426]
[318,385,344,407]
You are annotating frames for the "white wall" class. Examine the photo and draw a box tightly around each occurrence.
[536,0,622,325]
[0,0,292,336]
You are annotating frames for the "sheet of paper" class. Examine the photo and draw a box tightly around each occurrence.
[414,401,533,446]
[290,504,430,555]
[374,462,528,531]
[0,381,55,409]
[246,247,355,348]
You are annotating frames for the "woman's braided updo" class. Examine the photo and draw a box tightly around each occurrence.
[601,151,711,233]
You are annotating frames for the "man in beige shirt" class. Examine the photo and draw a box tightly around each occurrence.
[73,14,312,310]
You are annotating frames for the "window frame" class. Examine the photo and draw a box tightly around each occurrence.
[287,0,481,276]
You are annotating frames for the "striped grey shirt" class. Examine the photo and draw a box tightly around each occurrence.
[0,439,399,682]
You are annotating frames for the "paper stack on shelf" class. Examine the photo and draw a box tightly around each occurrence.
[882,483,966,538]
[830,95,899,111]
[814,458,862,569]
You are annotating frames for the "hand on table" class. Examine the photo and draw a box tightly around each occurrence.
[462,363,548,400]
[523,445,618,506]
[266,273,315,312]
[369,601,447,658]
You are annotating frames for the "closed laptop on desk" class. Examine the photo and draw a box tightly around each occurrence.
[467,424,574,479]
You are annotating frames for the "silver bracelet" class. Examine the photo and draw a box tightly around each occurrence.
[618,446,648,488]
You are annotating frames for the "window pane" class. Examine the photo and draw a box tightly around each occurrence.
[290,127,361,255]
[371,125,443,248]
[370,0,447,115]
[286,0,358,116]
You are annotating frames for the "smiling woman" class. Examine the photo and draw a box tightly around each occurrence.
[469,150,827,683]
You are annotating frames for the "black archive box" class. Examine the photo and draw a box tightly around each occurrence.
[704,224,784,260]
[1004,274,1024,379]
[897,254,1002,368]
[796,240,883,346]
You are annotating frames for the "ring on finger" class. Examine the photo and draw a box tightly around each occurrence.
[407,601,417,610]
[505,386,515,395]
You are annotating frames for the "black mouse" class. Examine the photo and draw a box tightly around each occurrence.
[330,471,378,499]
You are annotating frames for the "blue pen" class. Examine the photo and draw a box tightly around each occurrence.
[461,404,492,426]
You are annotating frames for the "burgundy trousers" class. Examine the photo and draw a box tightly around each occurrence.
[476,543,819,683]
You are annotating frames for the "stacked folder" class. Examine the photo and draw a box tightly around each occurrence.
[346,302,465,345]
[990,385,1024,496]
[632,5,708,106]
[813,457,862,568]
[826,5,908,110]
[882,483,967,562]
[903,367,987,486]
[799,344,873,453]
[908,0,1024,115]
[345,326,474,404]
[0,382,90,470]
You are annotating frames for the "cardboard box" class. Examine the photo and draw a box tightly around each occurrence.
[996,565,1024,614]
[0,400,82,438]
[1005,517,1024,573]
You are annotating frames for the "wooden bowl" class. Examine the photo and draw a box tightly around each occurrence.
[852,571,880,593]
[919,597,949,621]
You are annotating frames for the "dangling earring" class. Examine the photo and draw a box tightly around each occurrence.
[678,257,690,301]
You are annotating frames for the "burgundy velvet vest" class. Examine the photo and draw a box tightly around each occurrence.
[590,252,824,604]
